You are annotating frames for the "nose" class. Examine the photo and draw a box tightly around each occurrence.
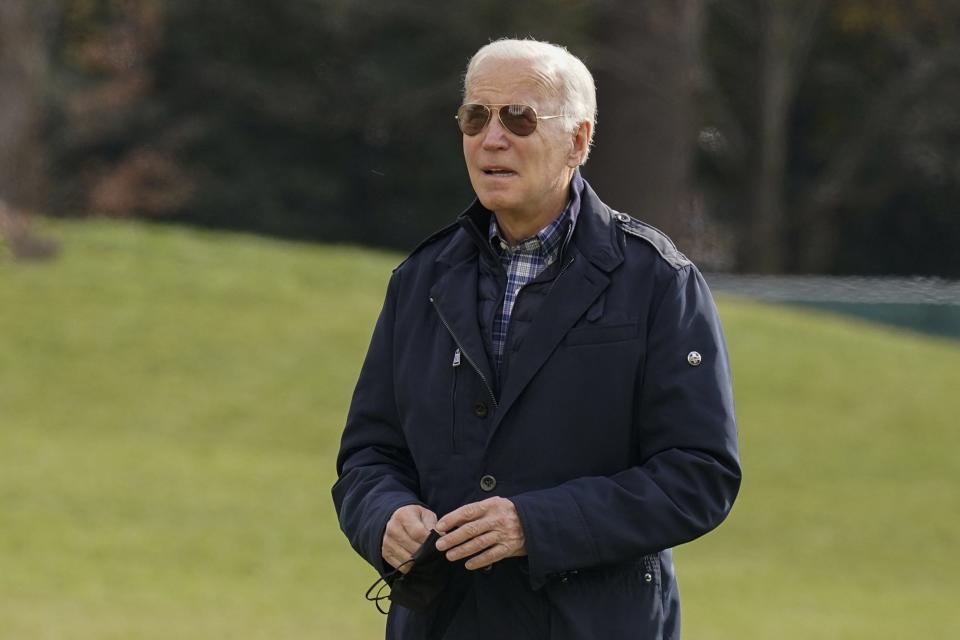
[480,112,510,150]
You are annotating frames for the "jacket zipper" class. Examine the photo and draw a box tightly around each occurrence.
[430,297,499,408]
[450,350,460,452]
[546,254,576,296]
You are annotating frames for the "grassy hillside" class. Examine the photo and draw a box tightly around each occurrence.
[1,220,958,639]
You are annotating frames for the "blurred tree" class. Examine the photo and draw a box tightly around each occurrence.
[798,0,960,275]
[699,0,960,275]
[24,0,960,276]
[584,0,704,252]
[47,0,185,220]
[750,0,823,273]
[697,0,825,273]
[107,1,591,249]
[0,0,59,260]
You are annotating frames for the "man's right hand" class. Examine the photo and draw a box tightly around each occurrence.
[382,504,438,573]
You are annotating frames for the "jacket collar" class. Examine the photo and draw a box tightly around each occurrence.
[435,175,624,274]
[433,198,491,267]
[571,178,624,273]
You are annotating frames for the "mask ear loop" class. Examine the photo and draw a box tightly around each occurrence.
[364,558,416,615]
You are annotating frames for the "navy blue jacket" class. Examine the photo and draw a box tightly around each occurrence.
[333,180,741,639]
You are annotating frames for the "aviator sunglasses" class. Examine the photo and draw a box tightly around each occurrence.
[456,103,563,137]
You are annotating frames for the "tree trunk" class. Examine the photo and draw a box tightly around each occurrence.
[744,2,793,272]
[0,1,57,260]
[0,1,52,210]
[584,0,702,247]
[738,0,824,273]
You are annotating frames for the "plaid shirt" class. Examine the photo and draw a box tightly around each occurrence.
[488,183,581,370]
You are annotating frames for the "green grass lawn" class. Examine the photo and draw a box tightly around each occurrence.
[1,219,958,638]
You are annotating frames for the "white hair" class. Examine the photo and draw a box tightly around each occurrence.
[463,38,597,163]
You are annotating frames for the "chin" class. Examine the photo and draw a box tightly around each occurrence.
[476,191,516,214]
[473,183,519,212]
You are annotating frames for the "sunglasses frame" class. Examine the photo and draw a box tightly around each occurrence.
[455,103,564,137]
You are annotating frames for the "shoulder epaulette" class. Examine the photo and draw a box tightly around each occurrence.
[393,221,460,272]
[611,211,691,270]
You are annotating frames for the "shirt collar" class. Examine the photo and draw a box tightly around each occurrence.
[488,168,584,258]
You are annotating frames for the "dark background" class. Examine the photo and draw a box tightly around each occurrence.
[2,0,959,276]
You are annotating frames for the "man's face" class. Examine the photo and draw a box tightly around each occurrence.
[462,59,579,220]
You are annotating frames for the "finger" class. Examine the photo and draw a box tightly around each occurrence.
[435,517,495,552]
[464,543,511,571]
[384,517,422,558]
[393,555,414,574]
[443,530,503,562]
[382,535,417,568]
[397,509,432,545]
[387,517,422,554]
[436,501,486,534]
[421,510,438,531]
[382,542,412,572]
[384,528,419,556]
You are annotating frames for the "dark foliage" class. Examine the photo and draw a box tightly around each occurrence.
[26,0,960,276]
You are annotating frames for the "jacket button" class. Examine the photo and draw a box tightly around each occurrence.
[479,474,497,492]
[473,402,488,418]
[643,572,654,583]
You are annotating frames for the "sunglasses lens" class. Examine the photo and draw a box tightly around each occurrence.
[457,104,490,135]
[499,104,538,136]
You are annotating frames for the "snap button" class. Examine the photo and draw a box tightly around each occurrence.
[687,351,702,366]
[479,474,497,492]
[473,402,488,418]
[613,212,630,223]
[643,572,653,583]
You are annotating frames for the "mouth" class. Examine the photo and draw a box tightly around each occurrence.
[482,167,517,177]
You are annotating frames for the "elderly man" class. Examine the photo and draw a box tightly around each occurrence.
[333,39,741,639]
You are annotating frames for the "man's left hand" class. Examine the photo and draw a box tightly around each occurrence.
[435,497,527,570]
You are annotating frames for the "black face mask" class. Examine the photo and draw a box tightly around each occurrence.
[365,529,451,613]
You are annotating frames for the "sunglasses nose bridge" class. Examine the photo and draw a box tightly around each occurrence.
[478,106,511,144]
[493,107,513,133]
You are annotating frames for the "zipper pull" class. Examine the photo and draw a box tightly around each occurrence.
[452,348,461,367]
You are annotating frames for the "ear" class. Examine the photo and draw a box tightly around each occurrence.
[566,121,592,168]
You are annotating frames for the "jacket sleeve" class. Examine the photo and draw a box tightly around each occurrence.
[510,265,741,588]
[332,270,425,574]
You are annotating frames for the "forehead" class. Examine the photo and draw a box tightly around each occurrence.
[466,58,558,106]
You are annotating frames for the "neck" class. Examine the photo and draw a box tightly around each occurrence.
[494,175,572,246]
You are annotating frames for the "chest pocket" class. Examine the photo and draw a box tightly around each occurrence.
[562,322,637,346]
[562,292,637,346]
